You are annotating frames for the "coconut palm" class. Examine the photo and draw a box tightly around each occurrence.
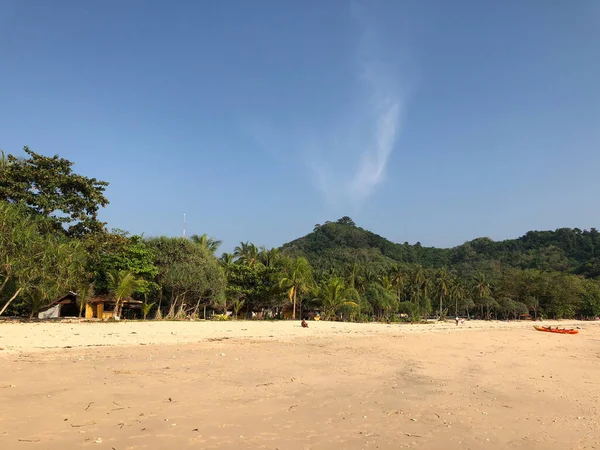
[473,272,491,317]
[346,262,360,290]
[434,268,451,320]
[390,264,407,301]
[190,234,222,254]
[233,241,259,266]
[314,276,358,321]
[279,257,313,320]
[77,283,95,318]
[107,270,142,319]
[258,247,279,267]
[449,278,467,316]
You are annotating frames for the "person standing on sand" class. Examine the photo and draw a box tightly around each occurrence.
[455,316,460,326]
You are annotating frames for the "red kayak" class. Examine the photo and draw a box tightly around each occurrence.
[534,326,578,335]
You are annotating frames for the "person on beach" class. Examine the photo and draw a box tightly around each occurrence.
[455,316,460,326]
[301,319,308,328]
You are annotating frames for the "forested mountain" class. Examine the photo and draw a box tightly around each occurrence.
[2,147,600,321]
[281,217,600,279]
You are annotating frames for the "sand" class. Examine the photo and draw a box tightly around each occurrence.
[1,320,599,449]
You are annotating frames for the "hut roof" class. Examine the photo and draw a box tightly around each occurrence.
[38,291,78,312]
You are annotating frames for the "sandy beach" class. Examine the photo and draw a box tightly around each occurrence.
[1,320,599,449]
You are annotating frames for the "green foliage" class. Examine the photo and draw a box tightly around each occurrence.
[279,256,313,320]
[190,234,222,254]
[141,301,156,320]
[313,276,359,320]
[212,314,230,321]
[91,230,158,295]
[146,237,226,316]
[232,299,245,319]
[3,146,600,323]
[108,270,145,318]
[226,258,284,313]
[0,201,87,317]
[398,301,421,322]
[0,147,109,236]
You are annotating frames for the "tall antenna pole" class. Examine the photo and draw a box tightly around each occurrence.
[183,213,186,239]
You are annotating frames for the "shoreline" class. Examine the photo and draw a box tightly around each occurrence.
[1,319,597,355]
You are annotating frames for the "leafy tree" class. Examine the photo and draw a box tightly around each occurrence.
[0,147,109,236]
[226,260,283,314]
[146,237,226,317]
[364,282,397,320]
[336,216,356,226]
[580,280,600,318]
[0,201,87,317]
[90,230,158,295]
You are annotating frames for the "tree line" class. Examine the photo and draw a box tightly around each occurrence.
[1,148,599,321]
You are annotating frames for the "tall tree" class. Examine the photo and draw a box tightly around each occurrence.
[279,257,313,320]
[0,147,109,236]
[434,268,451,319]
[146,237,226,317]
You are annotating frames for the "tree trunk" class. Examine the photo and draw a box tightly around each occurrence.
[439,294,443,320]
[113,298,122,319]
[292,287,297,320]
[0,288,22,316]
[0,272,11,294]
[203,304,207,320]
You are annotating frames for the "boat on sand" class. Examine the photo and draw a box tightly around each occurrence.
[534,326,578,335]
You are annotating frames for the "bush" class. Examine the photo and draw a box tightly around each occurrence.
[212,314,230,321]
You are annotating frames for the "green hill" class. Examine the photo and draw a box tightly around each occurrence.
[280,217,600,278]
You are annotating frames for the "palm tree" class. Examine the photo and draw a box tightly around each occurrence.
[434,268,451,320]
[409,265,427,305]
[258,247,279,267]
[346,263,360,290]
[234,241,259,266]
[390,264,406,301]
[449,278,466,317]
[190,234,222,254]
[314,276,358,321]
[279,257,313,320]
[77,283,95,318]
[107,270,142,319]
[378,275,395,295]
[473,272,491,318]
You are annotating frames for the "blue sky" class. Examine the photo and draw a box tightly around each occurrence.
[1,0,599,251]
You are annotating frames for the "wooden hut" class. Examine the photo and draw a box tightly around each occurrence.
[85,296,143,319]
[38,292,80,319]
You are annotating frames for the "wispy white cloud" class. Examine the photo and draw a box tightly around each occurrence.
[243,5,413,211]
[305,14,408,209]
[349,99,401,204]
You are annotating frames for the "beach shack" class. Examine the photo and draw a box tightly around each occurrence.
[38,293,143,319]
[37,292,80,319]
[85,296,143,319]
